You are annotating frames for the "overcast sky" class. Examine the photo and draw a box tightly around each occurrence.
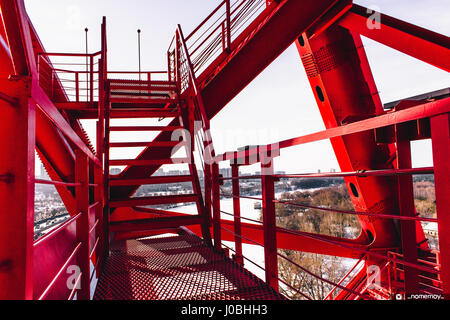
[25,0,450,174]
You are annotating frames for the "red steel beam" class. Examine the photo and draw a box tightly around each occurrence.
[395,128,420,295]
[338,4,450,72]
[0,0,37,76]
[295,26,399,254]
[0,95,36,299]
[106,0,341,203]
[215,98,450,163]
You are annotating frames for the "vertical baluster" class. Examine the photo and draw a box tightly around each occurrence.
[226,0,231,51]
[75,149,90,300]
[430,114,450,296]
[75,72,79,102]
[222,22,226,52]
[167,51,172,82]
[94,164,103,276]
[212,163,222,250]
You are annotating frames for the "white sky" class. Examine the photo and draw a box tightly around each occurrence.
[26,0,450,175]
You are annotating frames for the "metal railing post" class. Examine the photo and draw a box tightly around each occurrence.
[89,55,94,103]
[395,126,419,296]
[430,113,450,296]
[75,72,80,102]
[212,163,222,250]
[75,149,90,300]
[231,164,244,265]
[94,164,103,275]
[167,51,172,82]
[175,32,182,91]
[261,157,278,291]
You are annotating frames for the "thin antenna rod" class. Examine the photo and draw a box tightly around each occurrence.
[85,27,89,101]
[137,29,141,81]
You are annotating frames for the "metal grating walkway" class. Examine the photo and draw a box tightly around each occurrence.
[94,234,285,300]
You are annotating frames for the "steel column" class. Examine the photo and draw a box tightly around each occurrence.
[261,159,278,291]
[231,165,243,265]
[430,114,450,297]
[395,128,419,296]
[0,92,35,299]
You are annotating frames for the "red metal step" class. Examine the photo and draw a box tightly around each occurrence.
[109,141,183,148]
[109,109,179,118]
[109,158,189,166]
[109,175,193,186]
[109,125,183,132]
[109,193,199,208]
[109,97,178,105]
[109,215,203,232]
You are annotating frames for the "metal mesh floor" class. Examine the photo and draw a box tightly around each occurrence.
[94,234,285,300]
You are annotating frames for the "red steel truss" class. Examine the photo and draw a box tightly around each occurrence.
[0,0,449,300]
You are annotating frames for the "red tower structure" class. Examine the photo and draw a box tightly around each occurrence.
[0,0,449,300]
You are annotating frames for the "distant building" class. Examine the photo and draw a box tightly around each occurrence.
[219,168,231,178]
[330,168,337,173]
[423,223,438,237]
[110,168,121,175]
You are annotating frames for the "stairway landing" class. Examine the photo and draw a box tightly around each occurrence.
[94,233,285,300]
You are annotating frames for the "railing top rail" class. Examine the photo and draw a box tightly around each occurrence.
[217,167,434,180]
[108,71,168,74]
[38,51,102,57]
[185,0,228,42]
[33,212,82,248]
[214,97,450,163]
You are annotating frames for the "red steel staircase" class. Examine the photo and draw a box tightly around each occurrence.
[104,79,212,244]
[0,0,448,301]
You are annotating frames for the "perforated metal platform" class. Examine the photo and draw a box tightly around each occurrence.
[94,234,285,300]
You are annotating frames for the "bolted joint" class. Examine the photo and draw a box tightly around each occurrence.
[0,92,19,107]
[0,173,15,183]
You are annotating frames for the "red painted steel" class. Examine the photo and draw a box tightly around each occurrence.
[94,234,284,300]
[430,114,450,296]
[0,0,449,300]
[231,165,244,265]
